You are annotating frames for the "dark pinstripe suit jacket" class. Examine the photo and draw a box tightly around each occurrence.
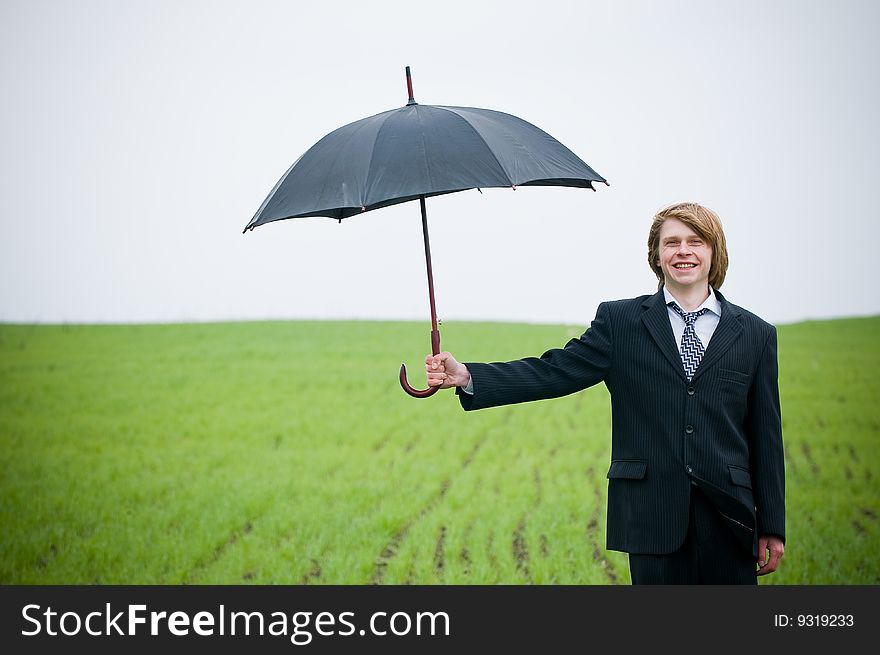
[457,289,785,557]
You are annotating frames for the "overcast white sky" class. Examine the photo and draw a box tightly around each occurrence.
[2,0,878,327]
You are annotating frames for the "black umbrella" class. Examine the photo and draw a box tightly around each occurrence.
[245,67,607,398]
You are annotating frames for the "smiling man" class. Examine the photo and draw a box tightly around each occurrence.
[425,202,785,584]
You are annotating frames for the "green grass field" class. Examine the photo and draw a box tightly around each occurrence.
[1,317,878,584]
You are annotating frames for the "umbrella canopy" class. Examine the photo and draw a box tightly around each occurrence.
[244,103,605,229]
[245,68,606,398]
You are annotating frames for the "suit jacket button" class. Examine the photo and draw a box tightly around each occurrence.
[686,465,693,474]
[687,386,695,395]
[685,425,694,434]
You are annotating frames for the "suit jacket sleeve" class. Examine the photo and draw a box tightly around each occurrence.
[747,326,786,541]
[456,302,613,411]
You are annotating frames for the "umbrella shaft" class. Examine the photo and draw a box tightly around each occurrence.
[419,195,440,354]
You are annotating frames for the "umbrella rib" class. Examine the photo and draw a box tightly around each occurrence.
[361,107,433,209]
[245,154,302,231]
[363,105,438,205]
[313,110,394,219]
[439,106,591,186]
[432,106,514,187]
[414,107,437,195]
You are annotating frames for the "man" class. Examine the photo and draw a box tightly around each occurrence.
[425,202,785,584]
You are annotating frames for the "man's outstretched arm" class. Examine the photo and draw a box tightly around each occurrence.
[423,302,614,411]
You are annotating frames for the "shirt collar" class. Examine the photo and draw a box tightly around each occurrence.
[663,286,722,316]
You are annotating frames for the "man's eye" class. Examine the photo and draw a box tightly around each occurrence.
[689,240,702,245]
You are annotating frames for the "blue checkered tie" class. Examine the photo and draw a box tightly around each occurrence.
[670,303,709,381]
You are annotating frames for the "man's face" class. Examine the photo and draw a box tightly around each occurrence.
[657,218,713,292]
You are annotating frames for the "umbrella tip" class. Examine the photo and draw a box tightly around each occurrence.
[405,66,417,106]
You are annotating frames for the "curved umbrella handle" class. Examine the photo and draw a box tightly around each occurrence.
[399,364,439,398]
[399,328,441,398]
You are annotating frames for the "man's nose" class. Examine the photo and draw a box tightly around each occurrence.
[677,241,692,254]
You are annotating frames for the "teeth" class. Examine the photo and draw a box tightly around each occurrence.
[674,264,696,268]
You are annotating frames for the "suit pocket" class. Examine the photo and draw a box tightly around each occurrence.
[719,368,750,385]
[728,465,752,489]
[607,460,647,480]
[719,369,750,424]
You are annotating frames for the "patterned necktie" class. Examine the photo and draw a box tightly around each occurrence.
[669,303,709,381]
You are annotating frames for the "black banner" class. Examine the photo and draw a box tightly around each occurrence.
[1,585,875,652]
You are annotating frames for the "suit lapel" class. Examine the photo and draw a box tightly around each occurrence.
[691,290,743,382]
[641,288,745,383]
[640,290,688,382]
